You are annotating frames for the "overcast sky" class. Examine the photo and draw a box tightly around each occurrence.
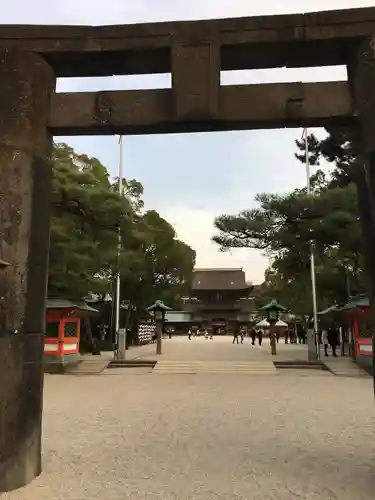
[4,0,372,283]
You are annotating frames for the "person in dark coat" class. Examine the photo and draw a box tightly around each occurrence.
[233,326,239,344]
[250,328,257,346]
[327,326,339,357]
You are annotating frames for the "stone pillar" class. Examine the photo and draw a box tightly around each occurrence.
[349,34,375,390]
[0,51,55,491]
[269,324,277,356]
[155,320,162,355]
[117,328,127,360]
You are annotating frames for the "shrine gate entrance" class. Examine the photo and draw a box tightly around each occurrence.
[1,5,375,492]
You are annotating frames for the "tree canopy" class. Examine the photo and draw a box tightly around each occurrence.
[48,143,196,315]
[213,127,365,315]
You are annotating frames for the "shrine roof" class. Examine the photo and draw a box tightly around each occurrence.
[192,269,250,291]
[46,298,99,313]
[336,295,370,312]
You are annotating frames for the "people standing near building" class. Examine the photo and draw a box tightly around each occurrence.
[188,328,192,340]
[233,327,239,344]
[204,328,209,340]
[257,329,263,346]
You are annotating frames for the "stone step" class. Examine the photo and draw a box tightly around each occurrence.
[277,369,334,377]
[331,370,370,377]
[108,360,157,369]
[64,360,109,375]
[323,361,370,377]
[153,361,276,374]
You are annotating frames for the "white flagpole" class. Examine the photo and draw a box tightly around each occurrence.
[304,128,320,360]
[114,136,124,359]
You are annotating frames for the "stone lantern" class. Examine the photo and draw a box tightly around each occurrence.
[260,299,287,355]
[147,300,171,355]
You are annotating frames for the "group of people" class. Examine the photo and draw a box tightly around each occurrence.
[187,324,340,357]
[188,328,213,340]
[321,327,339,357]
[233,327,263,345]
[232,326,307,346]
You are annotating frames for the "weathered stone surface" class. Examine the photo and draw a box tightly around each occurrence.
[1,6,375,494]
[0,51,55,492]
[49,82,353,136]
[352,35,375,153]
[0,7,374,76]
[172,40,220,120]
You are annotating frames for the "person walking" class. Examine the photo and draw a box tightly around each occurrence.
[233,328,239,344]
[257,329,263,346]
[284,329,289,344]
[188,328,192,340]
[250,328,257,346]
[240,327,245,344]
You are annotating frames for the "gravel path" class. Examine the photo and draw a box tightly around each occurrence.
[2,339,374,500]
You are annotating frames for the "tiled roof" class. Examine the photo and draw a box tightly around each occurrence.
[192,269,249,290]
[46,298,99,313]
[318,295,370,315]
[336,295,369,311]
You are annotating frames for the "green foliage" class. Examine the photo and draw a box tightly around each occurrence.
[48,143,196,313]
[119,210,196,316]
[49,143,132,299]
[294,126,355,188]
[213,127,365,315]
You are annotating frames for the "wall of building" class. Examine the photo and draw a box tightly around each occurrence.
[165,311,192,323]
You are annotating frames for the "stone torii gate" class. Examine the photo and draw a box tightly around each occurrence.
[1,5,375,492]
